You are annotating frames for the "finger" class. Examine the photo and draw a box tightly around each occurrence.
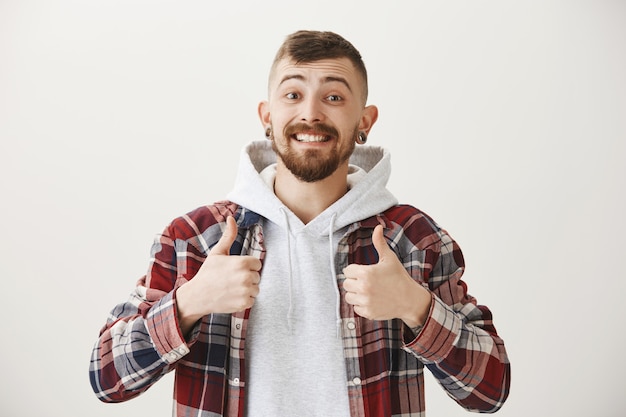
[342,264,363,279]
[371,224,392,262]
[343,277,357,292]
[342,264,355,278]
[244,270,261,286]
[353,305,369,319]
[344,291,358,306]
[209,216,238,256]
[241,256,263,272]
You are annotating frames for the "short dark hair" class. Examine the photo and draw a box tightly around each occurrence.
[270,30,368,102]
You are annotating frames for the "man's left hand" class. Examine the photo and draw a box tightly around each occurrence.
[342,225,432,328]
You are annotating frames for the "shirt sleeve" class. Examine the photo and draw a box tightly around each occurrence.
[402,229,511,413]
[88,225,194,403]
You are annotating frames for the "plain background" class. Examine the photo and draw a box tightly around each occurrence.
[1,1,625,416]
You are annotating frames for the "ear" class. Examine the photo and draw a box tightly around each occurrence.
[258,100,271,127]
[358,105,379,135]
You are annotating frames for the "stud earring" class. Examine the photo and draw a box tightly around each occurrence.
[265,126,272,140]
[356,131,367,144]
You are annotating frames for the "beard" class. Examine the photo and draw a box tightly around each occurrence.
[271,122,358,183]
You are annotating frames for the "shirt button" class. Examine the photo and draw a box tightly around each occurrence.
[353,377,362,385]
[347,321,356,330]
[233,378,240,384]
[235,324,241,330]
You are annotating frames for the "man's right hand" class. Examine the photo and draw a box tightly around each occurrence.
[176,216,262,336]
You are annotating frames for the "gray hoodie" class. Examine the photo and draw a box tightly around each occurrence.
[227,140,398,417]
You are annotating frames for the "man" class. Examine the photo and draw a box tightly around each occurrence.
[90,30,510,416]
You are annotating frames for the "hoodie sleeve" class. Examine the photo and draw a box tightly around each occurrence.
[398,210,511,413]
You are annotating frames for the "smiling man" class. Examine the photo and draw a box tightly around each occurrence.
[90,30,510,417]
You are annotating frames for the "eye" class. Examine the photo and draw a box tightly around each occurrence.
[286,92,299,100]
[326,94,342,102]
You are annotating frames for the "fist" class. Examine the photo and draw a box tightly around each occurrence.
[177,216,262,333]
[342,225,430,327]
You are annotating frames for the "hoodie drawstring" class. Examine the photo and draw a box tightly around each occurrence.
[279,207,295,330]
[328,213,342,338]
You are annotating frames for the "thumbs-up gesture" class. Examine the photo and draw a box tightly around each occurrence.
[342,225,431,328]
[176,216,262,335]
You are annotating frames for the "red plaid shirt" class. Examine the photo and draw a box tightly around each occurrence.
[90,201,510,416]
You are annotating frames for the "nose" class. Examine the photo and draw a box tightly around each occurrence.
[299,96,325,123]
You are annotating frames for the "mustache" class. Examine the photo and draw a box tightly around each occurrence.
[284,123,339,138]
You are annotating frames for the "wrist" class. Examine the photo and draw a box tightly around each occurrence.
[401,283,431,329]
[175,284,203,336]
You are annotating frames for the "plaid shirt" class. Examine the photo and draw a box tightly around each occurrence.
[90,201,510,416]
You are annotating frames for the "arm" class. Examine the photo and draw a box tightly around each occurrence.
[89,227,192,403]
[89,205,261,403]
[402,229,511,413]
[342,215,510,412]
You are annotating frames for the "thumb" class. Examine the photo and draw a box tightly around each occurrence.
[372,224,392,262]
[209,216,238,256]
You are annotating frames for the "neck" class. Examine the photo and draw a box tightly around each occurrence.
[274,162,349,224]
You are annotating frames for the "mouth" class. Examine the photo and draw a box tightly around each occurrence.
[285,123,338,144]
[292,133,332,143]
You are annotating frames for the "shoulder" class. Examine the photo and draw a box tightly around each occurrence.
[165,201,242,240]
[382,204,441,233]
[380,204,458,250]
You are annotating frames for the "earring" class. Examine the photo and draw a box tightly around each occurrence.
[265,126,272,140]
[356,131,367,144]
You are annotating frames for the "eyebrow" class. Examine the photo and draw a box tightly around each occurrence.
[278,74,353,92]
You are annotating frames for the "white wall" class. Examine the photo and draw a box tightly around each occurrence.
[1,1,624,416]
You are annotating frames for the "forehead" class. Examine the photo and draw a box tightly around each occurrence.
[270,57,362,92]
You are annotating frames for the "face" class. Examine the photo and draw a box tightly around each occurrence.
[259,57,377,183]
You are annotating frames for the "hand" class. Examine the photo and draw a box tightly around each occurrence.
[176,216,262,334]
[342,225,431,328]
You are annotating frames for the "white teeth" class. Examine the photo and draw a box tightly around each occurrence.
[295,134,328,142]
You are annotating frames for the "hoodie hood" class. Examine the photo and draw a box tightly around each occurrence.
[227,140,398,232]
[228,140,398,349]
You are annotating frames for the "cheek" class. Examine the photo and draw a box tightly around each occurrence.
[338,118,361,140]
[268,109,292,132]
[331,107,362,129]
